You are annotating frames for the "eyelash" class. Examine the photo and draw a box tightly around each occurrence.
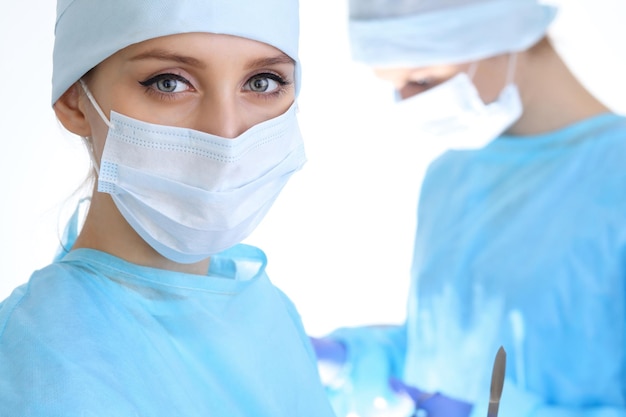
[138,73,191,101]
[137,72,293,101]
[248,72,292,99]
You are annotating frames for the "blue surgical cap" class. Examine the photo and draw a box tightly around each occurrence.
[52,0,300,104]
[348,0,557,68]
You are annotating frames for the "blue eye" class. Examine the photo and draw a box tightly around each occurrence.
[156,78,184,93]
[139,74,191,94]
[245,74,285,93]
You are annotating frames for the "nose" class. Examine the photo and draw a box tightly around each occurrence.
[196,95,250,139]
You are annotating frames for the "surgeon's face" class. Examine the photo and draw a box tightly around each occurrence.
[374,54,512,104]
[79,32,296,163]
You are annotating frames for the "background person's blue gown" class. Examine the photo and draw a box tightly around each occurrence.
[327,113,626,416]
[0,240,335,416]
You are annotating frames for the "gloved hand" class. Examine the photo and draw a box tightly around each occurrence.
[310,336,348,386]
[310,336,414,417]
[310,336,347,364]
[389,377,473,417]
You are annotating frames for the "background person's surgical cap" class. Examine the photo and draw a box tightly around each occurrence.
[348,0,557,68]
[52,0,300,105]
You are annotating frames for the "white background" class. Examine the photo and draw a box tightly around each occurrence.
[1,0,625,336]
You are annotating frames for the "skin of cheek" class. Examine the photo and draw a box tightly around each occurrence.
[470,55,512,104]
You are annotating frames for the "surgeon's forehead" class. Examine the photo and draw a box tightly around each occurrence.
[112,32,295,67]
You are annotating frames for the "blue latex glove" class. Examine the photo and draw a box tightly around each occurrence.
[390,377,473,417]
[310,336,414,417]
[310,336,348,386]
[310,336,347,365]
[310,336,473,417]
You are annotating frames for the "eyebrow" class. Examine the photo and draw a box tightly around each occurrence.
[245,54,296,70]
[128,49,295,71]
[129,49,206,68]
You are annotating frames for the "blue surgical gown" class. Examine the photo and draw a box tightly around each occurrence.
[0,244,335,416]
[328,113,626,417]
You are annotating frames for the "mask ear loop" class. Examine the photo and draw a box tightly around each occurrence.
[78,79,114,177]
[78,79,114,130]
[505,52,518,85]
[467,61,479,80]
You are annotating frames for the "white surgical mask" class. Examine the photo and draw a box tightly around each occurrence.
[393,54,522,152]
[80,80,306,264]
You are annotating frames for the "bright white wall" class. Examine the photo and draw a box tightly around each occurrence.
[1,0,625,336]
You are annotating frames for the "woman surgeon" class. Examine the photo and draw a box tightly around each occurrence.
[0,0,335,416]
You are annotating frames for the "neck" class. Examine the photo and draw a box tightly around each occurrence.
[73,187,211,275]
[507,38,609,136]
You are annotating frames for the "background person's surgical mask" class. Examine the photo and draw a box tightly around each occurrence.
[392,57,522,152]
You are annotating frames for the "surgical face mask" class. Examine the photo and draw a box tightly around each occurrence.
[393,55,522,151]
[80,80,306,264]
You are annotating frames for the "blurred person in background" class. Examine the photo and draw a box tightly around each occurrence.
[311,0,626,416]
